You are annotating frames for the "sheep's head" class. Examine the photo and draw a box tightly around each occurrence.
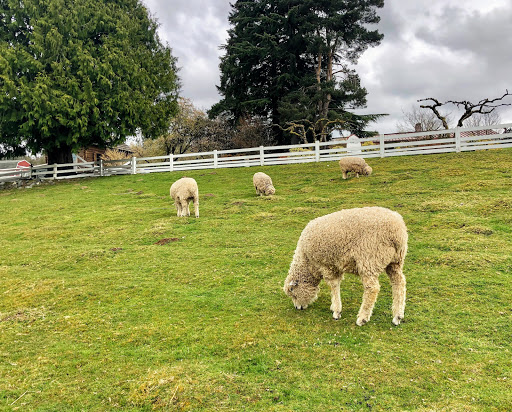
[264,185,276,195]
[283,276,319,310]
[364,165,373,176]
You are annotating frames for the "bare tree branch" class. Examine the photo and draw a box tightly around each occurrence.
[275,118,348,143]
[419,90,511,128]
[418,98,450,129]
[446,89,511,127]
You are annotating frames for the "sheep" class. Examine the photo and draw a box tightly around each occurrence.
[338,156,372,179]
[253,172,276,196]
[283,206,407,326]
[170,177,199,218]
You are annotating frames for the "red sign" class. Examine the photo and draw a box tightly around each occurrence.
[16,160,31,169]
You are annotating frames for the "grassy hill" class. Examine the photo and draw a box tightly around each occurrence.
[1,149,511,411]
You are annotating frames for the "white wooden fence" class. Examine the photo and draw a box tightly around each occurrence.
[1,123,511,182]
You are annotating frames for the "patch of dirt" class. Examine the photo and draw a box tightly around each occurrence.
[0,307,45,323]
[154,238,180,245]
[0,310,27,322]
[467,227,493,236]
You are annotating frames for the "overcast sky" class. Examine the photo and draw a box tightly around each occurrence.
[142,0,512,134]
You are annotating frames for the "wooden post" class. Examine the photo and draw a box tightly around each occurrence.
[169,154,174,172]
[214,150,218,168]
[455,128,461,152]
[131,157,137,174]
[315,140,320,162]
[379,134,385,158]
[53,164,57,180]
[260,146,264,166]
[100,160,104,177]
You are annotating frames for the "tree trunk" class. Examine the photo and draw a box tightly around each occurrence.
[316,51,323,118]
[318,50,334,141]
[46,144,74,165]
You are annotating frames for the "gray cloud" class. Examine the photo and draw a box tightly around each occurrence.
[143,0,512,133]
[356,0,512,132]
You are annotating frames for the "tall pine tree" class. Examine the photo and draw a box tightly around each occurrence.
[210,0,312,144]
[211,0,385,144]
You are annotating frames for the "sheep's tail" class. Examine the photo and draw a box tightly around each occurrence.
[394,228,408,265]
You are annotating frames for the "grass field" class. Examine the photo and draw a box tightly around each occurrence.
[1,149,511,411]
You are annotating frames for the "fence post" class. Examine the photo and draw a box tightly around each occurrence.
[214,150,218,168]
[315,140,320,162]
[100,160,104,177]
[455,128,461,152]
[169,154,174,172]
[260,146,264,166]
[53,164,57,180]
[379,134,385,158]
[131,157,137,174]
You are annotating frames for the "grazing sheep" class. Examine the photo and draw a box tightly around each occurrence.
[253,172,276,196]
[338,156,372,179]
[283,207,407,326]
[170,177,199,218]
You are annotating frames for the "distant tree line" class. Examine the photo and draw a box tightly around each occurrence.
[1,0,388,163]
[131,98,275,158]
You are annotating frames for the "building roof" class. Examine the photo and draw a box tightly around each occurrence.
[115,144,134,153]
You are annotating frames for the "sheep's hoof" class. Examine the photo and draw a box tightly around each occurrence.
[332,312,341,320]
[392,316,404,326]
[356,317,368,326]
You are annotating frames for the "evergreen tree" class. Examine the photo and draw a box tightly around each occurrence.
[0,0,179,162]
[211,0,385,144]
[303,0,384,137]
[210,0,311,144]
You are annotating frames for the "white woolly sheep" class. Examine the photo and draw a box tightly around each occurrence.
[283,207,407,326]
[338,156,372,179]
[253,172,276,196]
[170,177,199,218]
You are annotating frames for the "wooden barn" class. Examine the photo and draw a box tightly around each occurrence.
[76,144,133,163]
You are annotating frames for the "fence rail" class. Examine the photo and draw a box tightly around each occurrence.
[1,123,511,183]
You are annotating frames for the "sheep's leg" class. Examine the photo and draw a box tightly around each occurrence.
[175,200,182,217]
[325,278,342,320]
[179,199,189,217]
[386,263,406,326]
[356,274,380,326]
[342,171,348,179]
[356,172,360,178]
[193,196,199,218]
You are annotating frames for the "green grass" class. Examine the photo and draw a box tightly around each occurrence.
[1,149,511,411]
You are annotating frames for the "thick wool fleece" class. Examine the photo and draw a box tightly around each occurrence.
[338,156,372,179]
[170,177,199,218]
[253,172,276,196]
[283,207,407,326]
